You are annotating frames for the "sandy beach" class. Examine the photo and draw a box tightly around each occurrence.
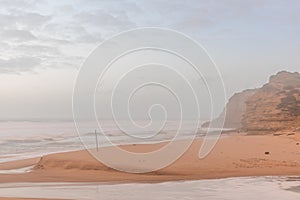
[1,133,300,183]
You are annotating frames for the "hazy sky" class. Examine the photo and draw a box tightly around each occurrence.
[0,0,299,120]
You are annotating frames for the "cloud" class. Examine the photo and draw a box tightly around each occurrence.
[0,29,37,41]
[0,0,287,75]
[0,11,51,30]
[16,44,61,56]
[0,0,37,9]
[73,9,136,36]
[17,11,52,28]
[0,13,16,28]
[43,22,102,43]
[0,1,139,74]
[0,56,42,74]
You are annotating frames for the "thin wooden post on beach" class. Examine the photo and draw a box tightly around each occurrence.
[95,129,99,152]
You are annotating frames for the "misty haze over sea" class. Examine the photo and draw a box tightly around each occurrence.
[0,120,212,163]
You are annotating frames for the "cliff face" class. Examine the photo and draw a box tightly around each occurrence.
[202,71,300,132]
[202,89,257,129]
[242,71,300,132]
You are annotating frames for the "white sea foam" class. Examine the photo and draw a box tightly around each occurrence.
[0,165,33,174]
[0,120,210,163]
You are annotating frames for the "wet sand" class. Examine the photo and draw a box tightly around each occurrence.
[0,198,66,200]
[0,158,39,170]
[1,133,300,183]
[1,177,300,200]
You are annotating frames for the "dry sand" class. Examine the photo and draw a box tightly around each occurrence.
[1,133,300,183]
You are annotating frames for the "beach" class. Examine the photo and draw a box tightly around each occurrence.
[1,133,300,183]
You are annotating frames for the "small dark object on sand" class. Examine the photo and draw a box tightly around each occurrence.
[264,151,270,155]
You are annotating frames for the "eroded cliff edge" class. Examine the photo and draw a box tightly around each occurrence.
[202,71,300,133]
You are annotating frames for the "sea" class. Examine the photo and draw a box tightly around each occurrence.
[1,121,300,200]
[0,120,209,163]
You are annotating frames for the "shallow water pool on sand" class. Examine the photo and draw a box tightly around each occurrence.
[1,176,300,200]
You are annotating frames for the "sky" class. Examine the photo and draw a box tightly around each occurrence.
[0,0,299,121]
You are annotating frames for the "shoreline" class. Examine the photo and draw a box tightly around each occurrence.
[0,198,66,200]
[1,176,300,200]
[1,133,300,183]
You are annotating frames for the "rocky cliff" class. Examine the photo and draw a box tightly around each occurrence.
[242,71,300,132]
[202,71,300,133]
[202,89,257,129]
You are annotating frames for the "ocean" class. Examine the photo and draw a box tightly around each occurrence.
[0,120,209,163]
